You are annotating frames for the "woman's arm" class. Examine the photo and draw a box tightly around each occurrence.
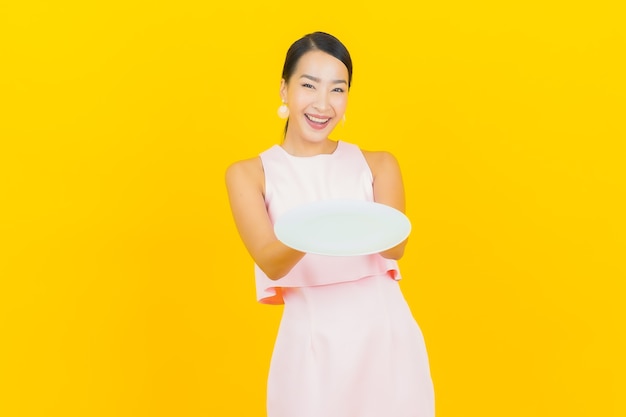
[363,150,408,260]
[225,158,305,280]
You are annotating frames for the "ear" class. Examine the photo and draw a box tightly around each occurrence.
[279,78,287,102]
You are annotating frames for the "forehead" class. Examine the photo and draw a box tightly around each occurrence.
[293,50,349,80]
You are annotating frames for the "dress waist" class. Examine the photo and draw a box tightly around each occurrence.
[255,254,401,305]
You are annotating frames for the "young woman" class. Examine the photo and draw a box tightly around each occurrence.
[226,32,434,417]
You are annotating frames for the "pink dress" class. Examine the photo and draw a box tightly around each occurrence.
[257,141,434,417]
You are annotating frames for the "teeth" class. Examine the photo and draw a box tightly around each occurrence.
[306,114,330,124]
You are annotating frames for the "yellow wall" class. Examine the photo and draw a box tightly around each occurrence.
[1,1,624,416]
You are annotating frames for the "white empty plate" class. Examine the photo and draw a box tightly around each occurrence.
[274,199,411,256]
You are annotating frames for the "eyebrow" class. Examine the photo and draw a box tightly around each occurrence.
[300,74,348,85]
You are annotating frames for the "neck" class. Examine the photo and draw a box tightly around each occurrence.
[281,138,338,157]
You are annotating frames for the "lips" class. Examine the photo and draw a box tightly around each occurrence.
[304,114,330,125]
[304,113,331,130]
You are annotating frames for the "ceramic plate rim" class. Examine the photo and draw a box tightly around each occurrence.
[273,199,411,256]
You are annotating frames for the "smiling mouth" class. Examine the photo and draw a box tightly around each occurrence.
[305,114,331,125]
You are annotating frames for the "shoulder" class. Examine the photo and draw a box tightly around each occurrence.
[360,149,400,177]
[225,156,264,188]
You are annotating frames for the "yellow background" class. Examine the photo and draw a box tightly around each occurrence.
[1,1,624,416]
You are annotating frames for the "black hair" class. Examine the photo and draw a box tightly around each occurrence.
[282,31,353,88]
[281,32,353,136]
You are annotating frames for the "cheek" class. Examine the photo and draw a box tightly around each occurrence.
[288,92,308,108]
[332,96,348,113]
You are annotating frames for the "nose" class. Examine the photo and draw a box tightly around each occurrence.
[312,89,330,112]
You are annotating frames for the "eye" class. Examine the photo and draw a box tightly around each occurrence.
[302,83,314,89]
[332,87,345,93]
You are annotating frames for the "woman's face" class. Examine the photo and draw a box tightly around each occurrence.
[281,50,349,144]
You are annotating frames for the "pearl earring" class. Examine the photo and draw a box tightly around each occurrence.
[277,101,289,119]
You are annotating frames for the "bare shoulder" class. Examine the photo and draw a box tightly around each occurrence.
[225,156,264,190]
[361,149,401,177]
[226,156,263,179]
